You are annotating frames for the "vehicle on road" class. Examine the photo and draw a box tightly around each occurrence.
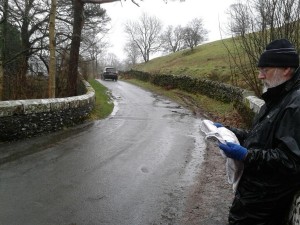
[102,67,118,81]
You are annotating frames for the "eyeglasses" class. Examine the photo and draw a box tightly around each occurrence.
[258,68,275,75]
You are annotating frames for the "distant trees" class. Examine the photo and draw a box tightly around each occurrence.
[160,18,208,53]
[225,0,300,96]
[227,3,250,37]
[160,25,185,53]
[124,13,163,63]
[124,14,208,62]
[182,18,208,51]
[124,40,141,65]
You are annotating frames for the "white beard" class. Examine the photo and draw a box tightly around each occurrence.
[262,85,268,93]
[262,69,287,92]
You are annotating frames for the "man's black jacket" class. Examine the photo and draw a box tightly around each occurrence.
[229,68,300,222]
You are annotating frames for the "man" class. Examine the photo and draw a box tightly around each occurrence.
[217,39,300,225]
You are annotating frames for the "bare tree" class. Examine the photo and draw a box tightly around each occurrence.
[0,0,50,99]
[160,25,185,53]
[224,0,300,96]
[182,18,208,51]
[83,41,109,78]
[124,13,163,62]
[106,52,119,66]
[227,3,251,36]
[124,40,141,65]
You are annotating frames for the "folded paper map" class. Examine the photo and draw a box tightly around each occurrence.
[200,119,244,192]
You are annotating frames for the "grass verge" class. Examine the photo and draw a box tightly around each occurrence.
[88,79,114,120]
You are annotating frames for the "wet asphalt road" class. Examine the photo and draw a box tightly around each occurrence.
[0,80,206,225]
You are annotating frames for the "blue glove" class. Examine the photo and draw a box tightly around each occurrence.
[213,122,224,128]
[219,142,248,160]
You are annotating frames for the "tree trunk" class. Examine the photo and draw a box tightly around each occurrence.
[67,0,84,97]
[48,0,57,98]
[67,0,138,96]
[0,0,8,100]
[0,31,4,101]
[0,61,3,100]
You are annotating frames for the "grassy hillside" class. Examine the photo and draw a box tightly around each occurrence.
[133,38,235,82]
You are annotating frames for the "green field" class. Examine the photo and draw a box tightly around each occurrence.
[133,38,236,83]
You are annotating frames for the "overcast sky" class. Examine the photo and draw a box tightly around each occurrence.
[101,0,235,61]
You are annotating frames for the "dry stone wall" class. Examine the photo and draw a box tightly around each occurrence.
[0,80,95,142]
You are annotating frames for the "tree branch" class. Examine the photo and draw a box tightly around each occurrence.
[81,0,121,4]
[81,0,141,7]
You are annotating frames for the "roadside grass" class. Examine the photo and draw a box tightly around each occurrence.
[88,79,114,120]
[123,78,246,127]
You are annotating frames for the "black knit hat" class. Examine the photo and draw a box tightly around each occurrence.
[257,39,299,68]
